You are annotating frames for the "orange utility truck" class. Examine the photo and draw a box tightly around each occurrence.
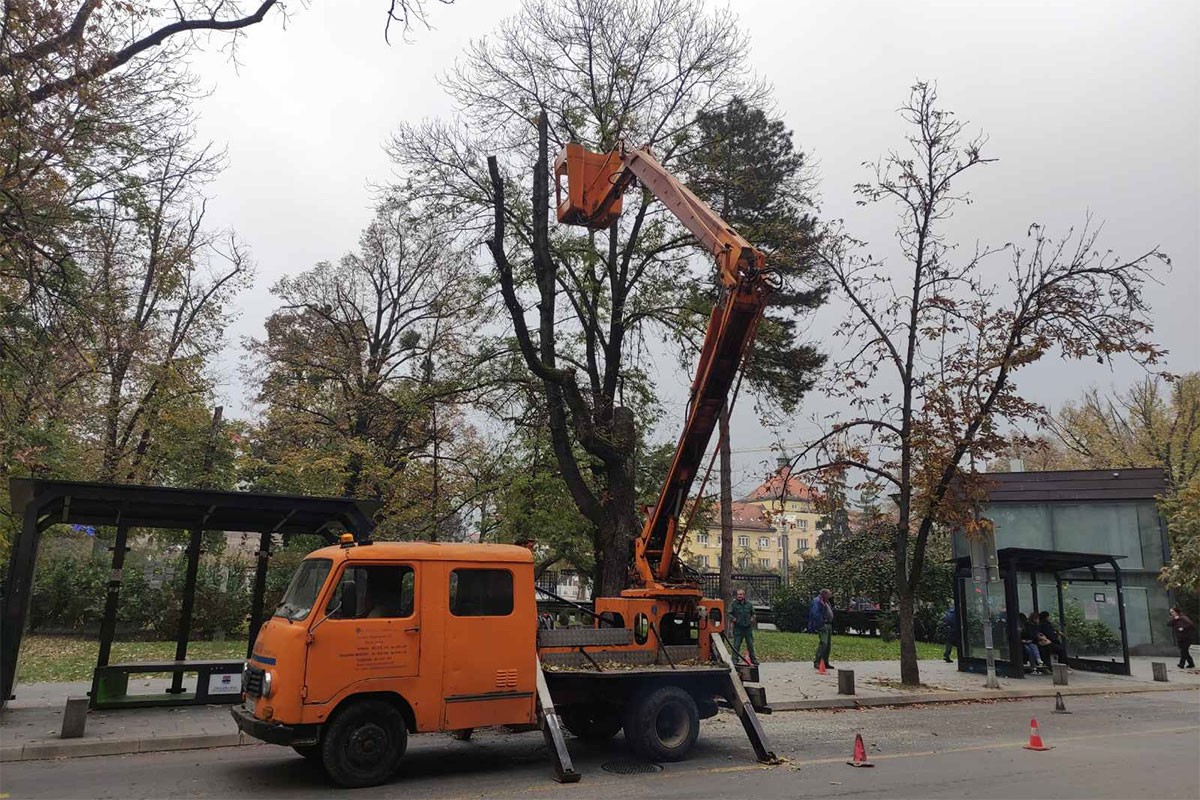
[232,137,779,787]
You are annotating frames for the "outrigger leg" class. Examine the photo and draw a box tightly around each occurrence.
[535,658,582,783]
[711,633,780,764]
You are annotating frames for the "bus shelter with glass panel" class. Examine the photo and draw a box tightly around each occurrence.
[954,548,1130,679]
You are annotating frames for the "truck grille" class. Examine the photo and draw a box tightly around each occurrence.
[243,665,265,697]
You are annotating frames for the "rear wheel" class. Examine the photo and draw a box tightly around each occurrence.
[622,685,699,762]
[561,703,623,741]
[321,699,408,788]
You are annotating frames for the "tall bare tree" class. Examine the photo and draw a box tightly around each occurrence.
[795,82,1168,685]
[389,0,763,595]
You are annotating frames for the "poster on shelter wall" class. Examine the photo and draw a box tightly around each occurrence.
[208,672,241,695]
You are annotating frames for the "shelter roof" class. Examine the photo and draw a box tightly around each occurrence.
[9,478,378,537]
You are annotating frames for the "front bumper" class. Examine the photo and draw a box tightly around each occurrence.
[230,705,320,747]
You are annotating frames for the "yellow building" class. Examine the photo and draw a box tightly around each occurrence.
[683,461,822,574]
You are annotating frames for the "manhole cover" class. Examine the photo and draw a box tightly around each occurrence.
[602,760,663,775]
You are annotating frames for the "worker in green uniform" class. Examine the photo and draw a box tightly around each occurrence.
[729,588,758,665]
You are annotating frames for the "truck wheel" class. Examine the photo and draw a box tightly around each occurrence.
[292,744,322,762]
[321,699,408,788]
[622,685,699,762]
[561,704,623,741]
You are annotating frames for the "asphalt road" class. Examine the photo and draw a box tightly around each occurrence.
[2,691,1198,799]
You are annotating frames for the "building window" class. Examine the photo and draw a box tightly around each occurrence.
[703,555,711,568]
[697,532,709,545]
[776,536,785,549]
[737,557,750,569]
[449,569,514,617]
[738,535,749,547]
[798,519,809,531]
[758,537,769,549]
[759,558,770,569]
[799,539,809,551]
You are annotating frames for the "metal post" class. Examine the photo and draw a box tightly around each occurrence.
[1056,576,1068,663]
[1112,559,1130,675]
[1,506,44,706]
[169,526,204,693]
[246,532,272,658]
[96,521,130,669]
[980,578,1000,688]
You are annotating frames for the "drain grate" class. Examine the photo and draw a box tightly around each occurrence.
[602,760,664,775]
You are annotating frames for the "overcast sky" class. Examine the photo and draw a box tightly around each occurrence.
[188,0,1199,495]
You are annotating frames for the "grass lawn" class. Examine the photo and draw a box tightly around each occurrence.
[16,631,944,683]
[753,630,944,663]
[16,635,247,683]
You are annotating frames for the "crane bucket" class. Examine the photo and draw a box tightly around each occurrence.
[554,143,624,229]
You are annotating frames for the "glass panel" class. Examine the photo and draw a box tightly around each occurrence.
[988,504,1053,550]
[960,576,1009,661]
[326,565,415,619]
[1060,580,1125,660]
[449,569,514,617]
[1051,504,1143,569]
[274,558,332,621]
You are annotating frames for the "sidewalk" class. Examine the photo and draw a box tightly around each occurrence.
[2,659,1196,762]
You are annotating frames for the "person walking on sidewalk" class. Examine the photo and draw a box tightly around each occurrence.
[808,588,835,669]
[1169,607,1197,669]
[729,588,758,665]
[941,605,959,663]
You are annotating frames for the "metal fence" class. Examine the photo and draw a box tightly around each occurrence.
[699,573,781,608]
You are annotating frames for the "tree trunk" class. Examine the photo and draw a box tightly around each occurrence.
[718,403,734,601]
[594,407,639,597]
[897,584,920,686]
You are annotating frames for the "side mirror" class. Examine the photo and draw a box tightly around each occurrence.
[340,580,358,619]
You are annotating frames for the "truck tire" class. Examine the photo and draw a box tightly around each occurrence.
[321,698,408,788]
[622,685,699,762]
[561,704,623,741]
[292,744,322,762]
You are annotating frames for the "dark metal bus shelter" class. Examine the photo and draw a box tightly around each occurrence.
[2,478,378,710]
[954,547,1130,679]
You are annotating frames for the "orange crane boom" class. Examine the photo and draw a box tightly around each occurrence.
[554,142,776,589]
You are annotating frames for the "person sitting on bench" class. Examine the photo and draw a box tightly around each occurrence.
[1018,613,1046,673]
[1036,611,1068,665]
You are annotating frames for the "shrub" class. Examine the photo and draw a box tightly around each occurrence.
[1061,599,1121,655]
[771,582,812,633]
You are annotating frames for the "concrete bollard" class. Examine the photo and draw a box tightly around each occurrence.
[1151,662,1168,682]
[837,669,856,696]
[1052,664,1068,685]
[60,696,89,739]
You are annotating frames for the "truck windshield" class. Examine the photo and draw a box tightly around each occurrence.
[274,558,333,621]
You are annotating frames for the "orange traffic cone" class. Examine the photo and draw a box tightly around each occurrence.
[1023,718,1052,751]
[846,733,874,767]
[818,659,828,675]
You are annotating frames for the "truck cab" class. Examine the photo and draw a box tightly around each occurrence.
[233,540,538,787]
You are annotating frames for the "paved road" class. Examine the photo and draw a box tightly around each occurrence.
[2,691,1197,799]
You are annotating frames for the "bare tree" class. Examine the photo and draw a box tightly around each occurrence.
[794,82,1167,686]
[390,0,762,595]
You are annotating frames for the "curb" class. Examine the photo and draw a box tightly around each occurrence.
[769,681,1199,712]
[0,731,251,763]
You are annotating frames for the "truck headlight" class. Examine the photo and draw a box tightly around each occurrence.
[261,670,273,698]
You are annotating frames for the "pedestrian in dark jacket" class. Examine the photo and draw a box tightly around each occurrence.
[1169,607,1197,669]
[941,606,959,663]
[729,589,758,665]
[807,589,835,669]
[1036,611,1068,665]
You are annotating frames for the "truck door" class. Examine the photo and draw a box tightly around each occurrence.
[304,562,420,705]
[441,565,537,730]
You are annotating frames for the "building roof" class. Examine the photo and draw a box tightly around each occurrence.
[981,468,1168,504]
[741,465,817,505]
[704,501,774,532]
